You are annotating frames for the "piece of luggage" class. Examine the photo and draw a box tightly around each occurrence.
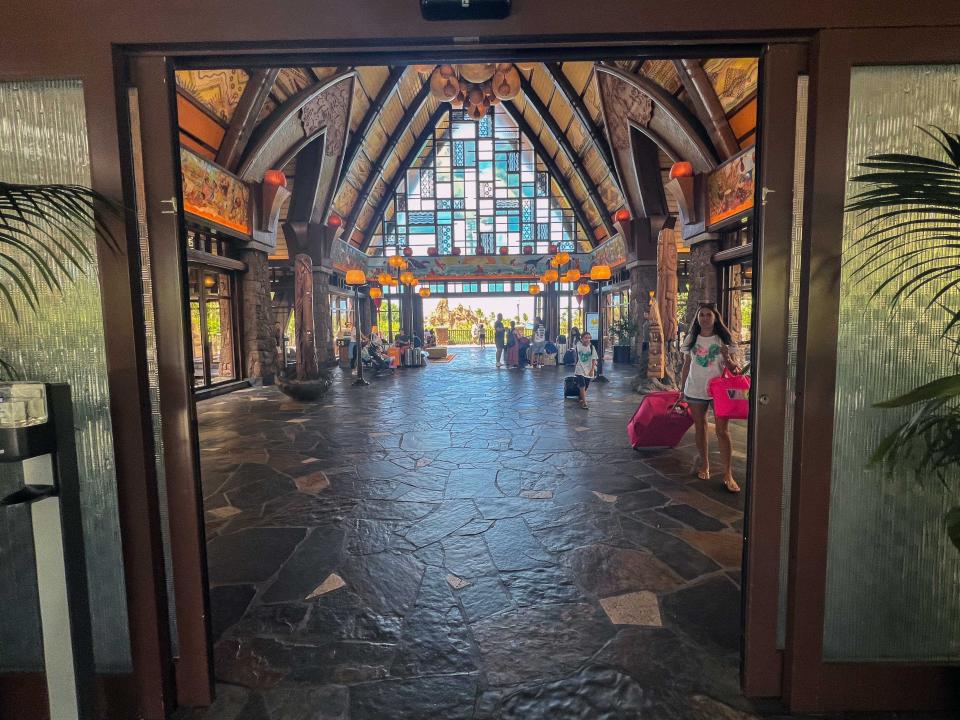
[627,391,693,450]
[402,347,424,367]
[562,348,577,366]
[564,375,580,398]
[708,369,750,419]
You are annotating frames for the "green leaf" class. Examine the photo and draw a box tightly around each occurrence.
[874,374,960,408]
[946,507,960,551]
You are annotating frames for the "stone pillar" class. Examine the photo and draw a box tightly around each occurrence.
[312,269,336,367]
[685,237,720,327]
[238,248,278,384]
[413,295,425,341]
[628,262,657,363]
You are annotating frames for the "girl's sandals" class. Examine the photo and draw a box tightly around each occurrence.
[579,400,589,409]
[723,477,741,493]
[695,468,710,481]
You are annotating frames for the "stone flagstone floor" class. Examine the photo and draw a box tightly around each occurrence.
[180,349,945,720]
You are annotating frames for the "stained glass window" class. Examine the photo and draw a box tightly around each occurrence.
[369,106,585,256]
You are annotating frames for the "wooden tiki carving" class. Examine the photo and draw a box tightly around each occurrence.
[294,253,319,380]
[657,228,679,345]
[647,291,666,379]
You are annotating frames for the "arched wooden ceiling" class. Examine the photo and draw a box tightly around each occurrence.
[175,58,758,259]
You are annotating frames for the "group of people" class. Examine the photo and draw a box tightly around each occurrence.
[354,327,424,371]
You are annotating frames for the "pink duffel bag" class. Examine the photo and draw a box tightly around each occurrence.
[627,391,693,450]
[708,369,751,419]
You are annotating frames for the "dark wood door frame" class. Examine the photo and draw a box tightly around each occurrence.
[785,26,960,713]
[740,41,807,699]
[128,54,214,709]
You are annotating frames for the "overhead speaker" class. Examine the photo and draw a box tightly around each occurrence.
[420,0,512,21]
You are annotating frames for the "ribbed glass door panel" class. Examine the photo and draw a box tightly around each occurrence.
[824,65,960,662]
[0,80,131,672]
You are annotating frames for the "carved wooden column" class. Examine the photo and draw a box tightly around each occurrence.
[294,253,319,380]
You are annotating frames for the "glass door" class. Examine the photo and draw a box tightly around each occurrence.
[188,266,238,389]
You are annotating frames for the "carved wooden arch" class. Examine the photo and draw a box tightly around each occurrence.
[596,65,717,221]
[238,72,355,225]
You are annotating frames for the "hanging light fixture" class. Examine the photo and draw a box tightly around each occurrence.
[528,284,541,296]
[377,272,393,286]
[388,255,408,269]
[566,268,581,283]
[544,268,559,283]
[263,169,286,187]
[400,271,418,286]
[429,61,522,120]
[613,207,631,223]
[403,246,414,257]
[419,287,431,298]
[577,283,591,297]
[589,264,612,281]
[345,268,367,286]
[499,246,509,255]
[327,212,343,228]
[369,287,383,300]
[555,250,571,265]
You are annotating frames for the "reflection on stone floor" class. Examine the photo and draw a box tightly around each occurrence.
[185,348,763,719]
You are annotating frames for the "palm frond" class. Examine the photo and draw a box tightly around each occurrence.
[0,181,121,322]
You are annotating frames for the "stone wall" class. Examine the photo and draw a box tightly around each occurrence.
[239,248,278,383]
[629,263,657,362]
[685,238,719,326]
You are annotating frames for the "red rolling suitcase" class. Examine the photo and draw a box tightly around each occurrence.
[627,391,693,450]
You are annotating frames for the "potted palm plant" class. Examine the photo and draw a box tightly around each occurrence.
[609,317,636,363]
[0,181,119,377]
[845,126,960,550]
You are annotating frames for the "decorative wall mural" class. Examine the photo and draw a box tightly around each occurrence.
[180,149,251,235]
[590,234,628,269]
[175,69,248,123]
[706,146,755,227]
[702,58,759,113]
[329,238,371,273]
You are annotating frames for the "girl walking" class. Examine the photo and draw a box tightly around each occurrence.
[679,303,742,493]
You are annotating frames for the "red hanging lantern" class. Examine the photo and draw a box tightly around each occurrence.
[522,246,533,255]
[327,212,343,228]
[427,247,438,256]
[372,297,382,310]
[476,244,485,255]
[548,244,559,254]
[669,161,695,179]
[403,246,413,257]
[499,246,508,255]
[452,247,462,256]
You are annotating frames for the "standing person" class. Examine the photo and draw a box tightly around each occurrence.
[505,320,520,368]
[494,313,506,367]
[530,316,547,369]
[478,322,486,349]
[679,303,741,493]
[574,331,598,409]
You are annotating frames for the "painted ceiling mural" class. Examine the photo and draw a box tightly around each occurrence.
[176,69,248,123]
[703,58,759,113]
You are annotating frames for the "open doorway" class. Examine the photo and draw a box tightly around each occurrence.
[167,51,765,718]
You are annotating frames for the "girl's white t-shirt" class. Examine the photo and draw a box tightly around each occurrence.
[574,343,598,378]
[682,333,736,399]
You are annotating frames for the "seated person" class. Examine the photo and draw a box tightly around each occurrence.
[423,329,436,348]
[361,339,390,371]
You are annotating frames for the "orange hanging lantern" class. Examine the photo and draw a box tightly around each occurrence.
[589,264,612,281]
[613,207,631,223]
[369,287,383,300]
[566,268,581,283]
[555,250,571,265]
[577,283,591,296]
[669,161,695,179]
[327,212,343,227]
[376,272,393,286]
[388,255,408,270]
[263,169,287,187]
[419,287,431,298]
[528,284,541,296]
[400,271,418,286]
[345,268,367,286]
[544,268,559,283]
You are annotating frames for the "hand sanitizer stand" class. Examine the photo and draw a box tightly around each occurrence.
[0,383,95,720]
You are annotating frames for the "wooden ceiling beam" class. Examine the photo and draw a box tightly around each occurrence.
[518,72,615,240]
[672,59,740,159]
[361,104,449,252]
[339,65,406,185]
[502,100,595,247]
[342,81,432,244]
[544,62,616,179]
[215,68,279,171]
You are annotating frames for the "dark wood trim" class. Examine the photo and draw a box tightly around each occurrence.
[345,81,432,243]
[544,62,616,179]
[113,79,177,720]
[361,104,449,249]
[129,54,213,708]
[739,42,805,700]
[0,672,136,720]
[186,248,247,271]
[175,87,229,128]
[339,65,405,184]
[502,99,596,246]
[785,27,960,713]
[672,59,740,158]
[216,68,280,171]
[518,72,616,240]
